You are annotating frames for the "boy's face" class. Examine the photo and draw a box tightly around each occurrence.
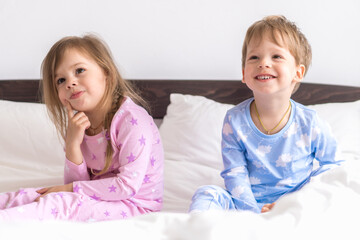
[242,33,305,97]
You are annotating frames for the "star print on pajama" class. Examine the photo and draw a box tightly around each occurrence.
[0,97,164,221]
[190,98,343,213]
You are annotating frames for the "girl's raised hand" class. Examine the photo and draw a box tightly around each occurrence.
[64,101,90,165]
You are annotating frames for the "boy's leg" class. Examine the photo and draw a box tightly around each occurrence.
[189,185,235,212]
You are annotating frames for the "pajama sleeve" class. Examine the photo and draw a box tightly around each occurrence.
[64,159,90,184]
[310,114,344,177]
[220,113,261,213]
[72,108,154,201]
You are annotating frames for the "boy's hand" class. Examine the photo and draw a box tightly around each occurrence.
[64,101,90,165]
[261,202,276,213]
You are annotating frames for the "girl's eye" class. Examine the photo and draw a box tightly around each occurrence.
[76,68,85,74]
[56,78,66,85]
[273,55,282,59]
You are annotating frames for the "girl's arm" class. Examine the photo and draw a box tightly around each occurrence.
[36,102,91,199]
[64,101,90,165]
[63,101,91,184]
[64,158,90,184]
[71,108,160,201]
[221,113,261,213]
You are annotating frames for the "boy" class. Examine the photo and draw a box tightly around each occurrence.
[190,15,343,213]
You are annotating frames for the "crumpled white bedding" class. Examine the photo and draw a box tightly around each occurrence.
[1,159,359,240]
[0,98,360,240]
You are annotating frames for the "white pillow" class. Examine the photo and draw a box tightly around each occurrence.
[307,100,360,160]
[159,94,234,170]
[0,100,64,192]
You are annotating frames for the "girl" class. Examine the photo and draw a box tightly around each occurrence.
[0,34,164,221]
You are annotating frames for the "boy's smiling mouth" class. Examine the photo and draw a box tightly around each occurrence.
[255,74,276,81]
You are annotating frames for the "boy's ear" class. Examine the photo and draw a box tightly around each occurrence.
[294,64,305,83]
[242,69,246,83]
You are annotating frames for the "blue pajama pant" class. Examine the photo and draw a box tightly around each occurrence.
[189,185,237,212]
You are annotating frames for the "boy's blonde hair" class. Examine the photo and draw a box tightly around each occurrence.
[242,15,312,93]
[41,34,147,175]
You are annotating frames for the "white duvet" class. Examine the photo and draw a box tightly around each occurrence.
[0,96,359,240]
[1,160,360,240]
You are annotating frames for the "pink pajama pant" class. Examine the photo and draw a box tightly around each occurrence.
[0,188,147,221]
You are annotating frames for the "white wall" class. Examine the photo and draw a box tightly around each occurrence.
[0,0,359,87]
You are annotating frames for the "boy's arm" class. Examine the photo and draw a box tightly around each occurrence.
[221,115,261,213]
[311,115,344,177]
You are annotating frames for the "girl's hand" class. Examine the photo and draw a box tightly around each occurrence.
[65,101,90,165]
[35,183,73,202]
[261,202,276,213]
[65,101,91,146]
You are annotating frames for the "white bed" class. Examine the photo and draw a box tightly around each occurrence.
[0,79,359,239]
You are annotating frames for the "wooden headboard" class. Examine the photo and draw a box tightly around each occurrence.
[0,79,359,118]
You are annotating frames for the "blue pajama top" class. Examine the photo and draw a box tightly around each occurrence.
[221,98,343,213]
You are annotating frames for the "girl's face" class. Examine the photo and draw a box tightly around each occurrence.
[242,33,304,97]
[54,48,107,114]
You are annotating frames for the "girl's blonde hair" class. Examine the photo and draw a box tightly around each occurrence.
[242,15,312,93]
[41,34,148,175]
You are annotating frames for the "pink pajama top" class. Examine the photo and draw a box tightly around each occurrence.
[64,97,164,212]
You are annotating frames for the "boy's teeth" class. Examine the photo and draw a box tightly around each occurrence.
[257,76,271,80]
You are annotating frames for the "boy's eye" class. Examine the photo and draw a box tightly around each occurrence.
[248,56,258,60]
[76,68,85,74]
[56,78,66,85]
[273,55,282,59]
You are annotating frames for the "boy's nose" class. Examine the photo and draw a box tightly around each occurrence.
[258,59,271,68]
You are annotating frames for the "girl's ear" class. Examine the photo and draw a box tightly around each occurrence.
[294,64,305,83]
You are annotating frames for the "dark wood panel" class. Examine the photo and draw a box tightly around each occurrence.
[0,80,42,103]
[1,79,360,118]
[292,83,360,105]
[131,80,253,118]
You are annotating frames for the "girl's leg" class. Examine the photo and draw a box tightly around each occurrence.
[76,197,147,222]
[0,191,147,222]
[0,188,40,209]
[189,185,236,212]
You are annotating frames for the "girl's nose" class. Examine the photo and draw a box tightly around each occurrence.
[66,78,77,89]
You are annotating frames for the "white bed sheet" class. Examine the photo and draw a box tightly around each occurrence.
[1,159,360,240]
